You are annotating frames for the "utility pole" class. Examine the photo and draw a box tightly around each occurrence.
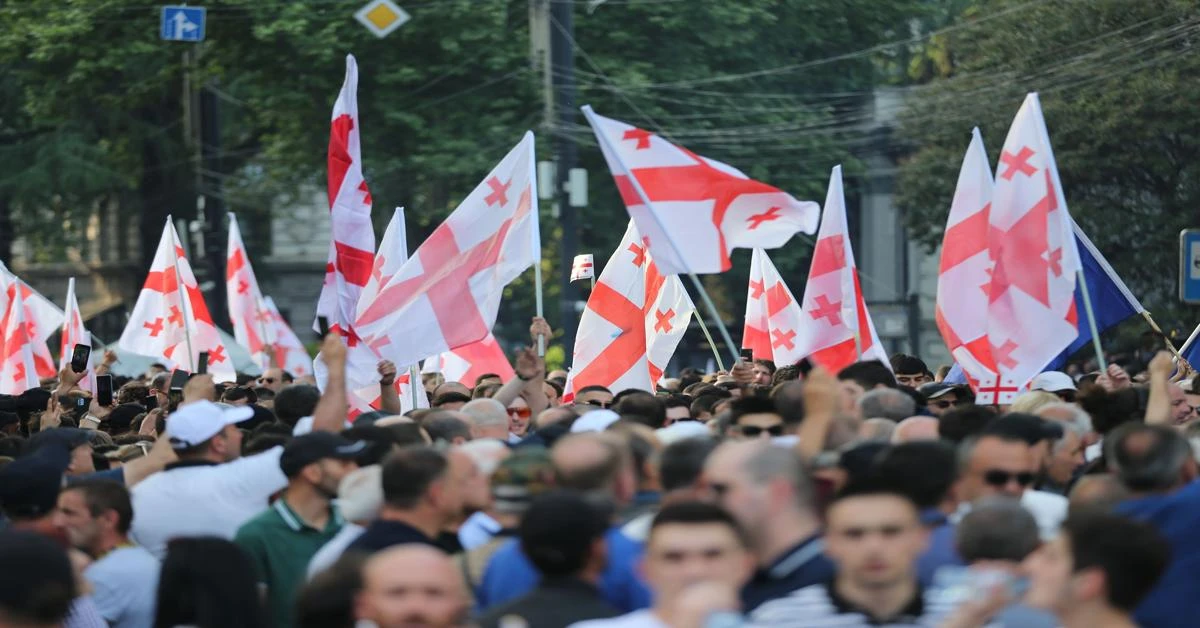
[199,86,229,331]
[550,0,580,353]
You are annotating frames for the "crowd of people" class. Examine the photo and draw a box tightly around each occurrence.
[0,318,1194,628]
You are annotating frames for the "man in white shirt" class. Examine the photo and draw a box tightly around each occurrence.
[571,502,755,628]
[56,479,158,628]
[130,335,351,558]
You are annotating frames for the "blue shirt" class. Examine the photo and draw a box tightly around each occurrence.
[477,527,651,613]
[917,509,963,586]
[741,534,836,611]
[1116,479,1200,628]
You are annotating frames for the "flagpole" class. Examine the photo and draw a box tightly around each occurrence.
[581,105,739,366]
[528,132,546,357]
[1140,312,1190,369]
[692,310,726,372]
[409,364,422,407]
[1075,269,1108,371]
[168,217,196,372]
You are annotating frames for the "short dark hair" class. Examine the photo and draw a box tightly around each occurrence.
[689,394,725,418]
[543,380,563,398]
[837,361,897,390]
[663,394,691,411]
[0,530,76,625]
[659,437,717,492]
[1063,510,1170,612]
[380,446,449,509]
[613,392,666,428]
[474,373,502,388]
[519,491,608,578]
[273,385,321,426]
[956,497,1040,562]
[221,387,257,405]
[576,385,612,397]
[63,479,134,535]
[251,387,276,402]
[830,478,919,514]
[890,354,928,375]
[869,441,957,510]
[728,396,780,426]
[1106,423,1192,492]
[938,405,998,443]
[432,392,472,407]
[649,501,747,547]
[771,381,805,426]
[421,413,472,444]
[753,359,777,374]
[771,365,801,386]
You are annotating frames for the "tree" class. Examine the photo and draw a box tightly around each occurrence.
[895,0,1200,341]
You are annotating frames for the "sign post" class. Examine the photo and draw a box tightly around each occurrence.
[161,5,206,42]
[1179,230,1200,304]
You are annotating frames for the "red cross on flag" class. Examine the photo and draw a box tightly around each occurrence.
[936,129,1002,401]
[422,333,515,386]
[984,93,1080,401]
[792,167,888,373]
[315,54,376,346]
[354,132,540,368]
[260,298,311,378]
[226,213,274,370]
[742,249,810,365]
[581,106,818,276]
[0,263,65,380]
[0,272,40,395]
[118,219,235,382]
[570,254,595,283]
[58,278,96,392]
[564,221,695,399]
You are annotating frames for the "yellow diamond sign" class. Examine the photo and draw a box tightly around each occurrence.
[355,0,410,38]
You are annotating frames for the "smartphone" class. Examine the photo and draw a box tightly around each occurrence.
[197,352,208,375]
[797,358,814,377]
[317,316,330,337]
[59,395,88,411]
[70,344,91,373]
[142,395,159,412]
[740,349,754,362]
[168,369,190,392]
[96,375,113,407]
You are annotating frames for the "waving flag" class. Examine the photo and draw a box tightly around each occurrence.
[226,213,273,370]
[743,249,808,365]
[582,106,818,275]
[936,128,999,395]
[59,278,96,392]
[1181,324,1200,373]
[355,133,540,368]
[422,334,515,387]
[261,298,311,378]
[315,54,376,345]
[1043,220,1144,370]
[984,93,1080,402]
[571,254,595,283]
[0,264,64,379]
[565,221,695,399]
[118,219,234,382]
[792,166,888,373]
[0,271,39,394]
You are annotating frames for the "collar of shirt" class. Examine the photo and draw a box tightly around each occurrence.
[764,534,826,580]
[920,507,949,527]
[824,579,925,625]
[164,459,219,471]
[272,498,344,533]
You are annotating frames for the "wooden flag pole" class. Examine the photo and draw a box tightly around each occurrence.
[1075,269,1108,371]
[692,310,726,373]
[1140,311,1191,369]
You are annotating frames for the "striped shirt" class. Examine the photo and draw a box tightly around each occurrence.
[747,581,956,627]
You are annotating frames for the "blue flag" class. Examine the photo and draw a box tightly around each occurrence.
[1044,221,1143,370]
[1180,325,1200,371]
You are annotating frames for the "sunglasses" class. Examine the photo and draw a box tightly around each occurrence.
[585,400,611,408]
[983,470,1036,488]
[740,424,784,437]
[929,400,955,409]
[507,407,532,419]
[258,378,275,384]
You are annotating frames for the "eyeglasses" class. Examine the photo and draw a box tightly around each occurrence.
[259,378,275,384]
[584,400,611,408]
[739,424,784,437]
[983,470,1036,488]
[507,407,532,419]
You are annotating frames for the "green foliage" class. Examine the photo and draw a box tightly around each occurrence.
[895,0,1200,339]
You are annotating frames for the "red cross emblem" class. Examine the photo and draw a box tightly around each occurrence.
[999,147,1036,180]
[368,334,392,353]
[330,323,362,348]
[808,294,842,326]
[991,339,1019,370]
[628,242,647,267]
[988,169,1057,307]
[749,279,765,300]
[978,379,1021,404]
[167,306,183,327]
[771,328,797,351]
[226,248,246,281]
[371,254,386,284]
[143,318,165,337]
[237,280,249,295]
[208,346,226,364]
[1045,248,1063,277]
[654,309,675,334]
[484,176,511,207]
[747,206,782,230]
[622,128,653,150]
[12,362,25,384]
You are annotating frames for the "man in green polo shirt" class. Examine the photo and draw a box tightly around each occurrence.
[235,431,364,627]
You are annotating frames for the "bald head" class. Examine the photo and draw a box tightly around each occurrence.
[357,545,467,628]
[892,416,940,443]
[462,398,509,440]
[551,433,634,504]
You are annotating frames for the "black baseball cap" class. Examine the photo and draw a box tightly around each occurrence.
[0,448,69,520]
[279,432,366,478]
[26,428,91,456]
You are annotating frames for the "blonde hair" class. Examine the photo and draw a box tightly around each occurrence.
[1009,391,1060,414]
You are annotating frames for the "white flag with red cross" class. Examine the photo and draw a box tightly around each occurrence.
[354,132,540,367]
[743,248,809,365]
[262,298,311,378]
[0,271,40,394]
[226,213,274,371]
[59,278,96,392]
[315,54,376,345]
[792,166,888,373]
[564,221,695,400]
[570,254,595,282]
[581,106,819,276]
[423,333,515,386]
[117,219,235,382]
[984,93,1080,402]
[0,264,64,380]
[936,128,1002,400]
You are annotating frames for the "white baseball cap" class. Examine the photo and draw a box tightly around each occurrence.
[1030,371,1077,393]
[570,409,621,433]
[166,400,254,449]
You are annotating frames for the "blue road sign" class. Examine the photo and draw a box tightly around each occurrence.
[1180,230,1200,303]
[161,5,206,42]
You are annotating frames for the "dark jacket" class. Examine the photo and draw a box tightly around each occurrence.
[477,577,620,628]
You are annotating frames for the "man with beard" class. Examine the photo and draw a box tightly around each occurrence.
[355,545,470,627]
[235,432,364,628]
